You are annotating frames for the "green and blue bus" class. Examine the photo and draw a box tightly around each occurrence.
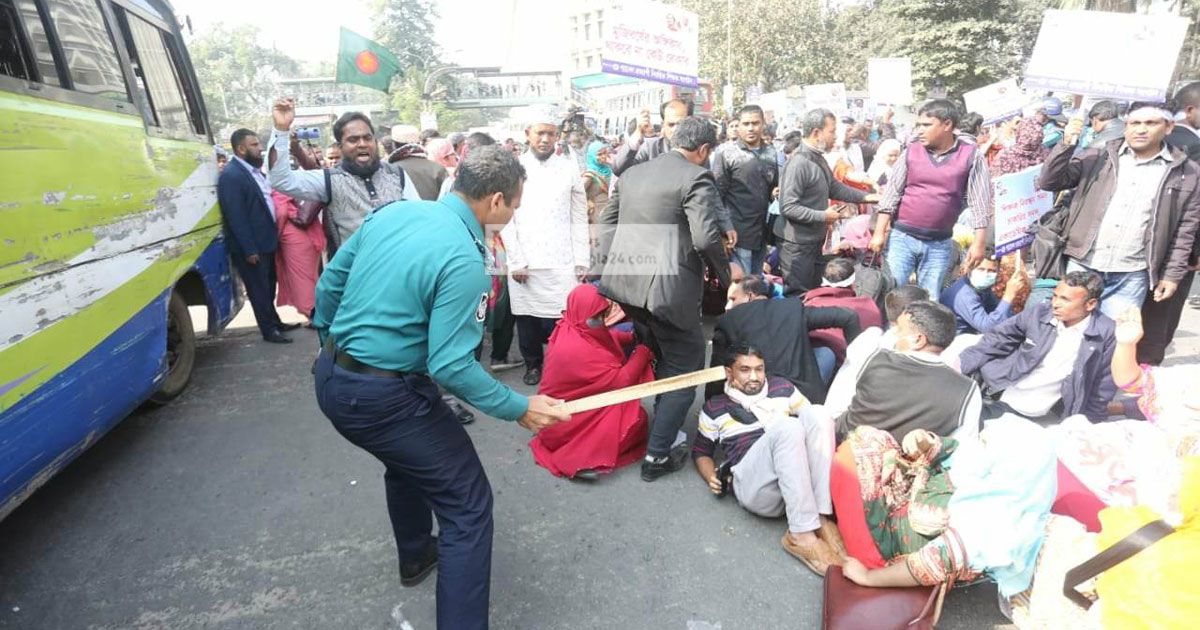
[0,0,239,519]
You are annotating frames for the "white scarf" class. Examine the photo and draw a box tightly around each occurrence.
[724,382,793,427]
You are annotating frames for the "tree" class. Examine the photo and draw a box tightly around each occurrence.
[371,0,440,71]
[187,23,300,140]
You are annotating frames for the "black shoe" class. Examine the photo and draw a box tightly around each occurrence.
[522,366,542,386]
[570,469,600,482]
[399,537,438,587]
[443,396,475,425]
[278,322,303,332]
[640,444,690,482]
[264,331,293,344]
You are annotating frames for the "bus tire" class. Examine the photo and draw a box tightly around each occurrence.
[148,289,196,406]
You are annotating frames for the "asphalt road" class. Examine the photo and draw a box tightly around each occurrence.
[3,303,1197,629]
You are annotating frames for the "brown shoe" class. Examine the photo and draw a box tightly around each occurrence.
[817,516,848,559]
[781,534,842,577]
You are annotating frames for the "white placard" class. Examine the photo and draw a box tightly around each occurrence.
[602,1,699,87]
[868,58,913,106]
[963,78,1035,126]
[993,165,1055,256]
[1023,9,1188,101]
[420,111,438,131]
[804,83,847,114]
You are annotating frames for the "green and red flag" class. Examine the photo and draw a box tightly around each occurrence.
[335,27,402,93]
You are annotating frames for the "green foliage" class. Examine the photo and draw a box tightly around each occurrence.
[371,0,440,71]
[187,23,300,138]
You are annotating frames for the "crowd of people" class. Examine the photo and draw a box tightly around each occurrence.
[212,80,1200,628]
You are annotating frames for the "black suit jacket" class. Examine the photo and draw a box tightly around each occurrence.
[709,299,861,403]
[218,161,279,258]
[597,152,731,332]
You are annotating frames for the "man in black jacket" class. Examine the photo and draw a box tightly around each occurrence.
[598,117,731,482]
[774,109,879,294]
[709,276,861,404]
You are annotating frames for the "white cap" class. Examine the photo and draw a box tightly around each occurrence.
[391,124,419,143]
[524,104,562,128]
[1126,104,1174,121]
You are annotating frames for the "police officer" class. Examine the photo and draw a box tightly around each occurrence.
[312,146,569,630]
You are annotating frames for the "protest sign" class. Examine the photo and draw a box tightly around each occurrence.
[868,58,913,105]
[993,165,1054,256]
[602,1,699,87]
[1024,10,1188,101]
[804,83,847,114]
[963,78,1033,126]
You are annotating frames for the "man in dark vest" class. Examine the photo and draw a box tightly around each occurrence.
[869,100,992,297]
[834,300,981,442]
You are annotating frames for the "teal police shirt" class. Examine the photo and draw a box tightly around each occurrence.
[313,194,528,422]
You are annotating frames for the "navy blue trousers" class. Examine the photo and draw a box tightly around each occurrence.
[313,350,493,629]
[231,254,282,338]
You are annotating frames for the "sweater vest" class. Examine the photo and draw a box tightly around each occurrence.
[894,141,975,241]
[836,350,975,441]
[325,164,407,250]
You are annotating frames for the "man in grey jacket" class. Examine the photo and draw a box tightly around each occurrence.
[774,109,880,293]
[597,117,732,482]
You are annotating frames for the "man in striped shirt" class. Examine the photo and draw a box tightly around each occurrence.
[692,344,844,576]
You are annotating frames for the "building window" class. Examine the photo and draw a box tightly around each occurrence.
[597,21,603,40]
[586,55,592,68]
[584,23,590,41]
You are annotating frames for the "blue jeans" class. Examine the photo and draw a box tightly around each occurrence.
[314,350,493,630]
[1066,260,1149,320]
[885,230,954,299]
[814,346,836,386]
[732,246,765,277]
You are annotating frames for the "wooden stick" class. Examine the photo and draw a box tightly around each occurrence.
[559,366,727,414]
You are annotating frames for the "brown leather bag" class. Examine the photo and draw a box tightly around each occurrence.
[822,529,965,630]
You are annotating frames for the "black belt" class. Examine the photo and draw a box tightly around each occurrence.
[325,340,409,378]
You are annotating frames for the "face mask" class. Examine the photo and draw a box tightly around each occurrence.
[585,316,605,329]
[970,270,998,290]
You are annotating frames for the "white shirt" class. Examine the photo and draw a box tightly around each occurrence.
[233,156,275,221]
[1001,315,1092,417]
[823,327,894,419]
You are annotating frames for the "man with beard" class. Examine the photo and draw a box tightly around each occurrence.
[693,345,844,575]
[267,98,418,255]
[502,108,589,386]
[218,128,298,344]
[267,99,480,424]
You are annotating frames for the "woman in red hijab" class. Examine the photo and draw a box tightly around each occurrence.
[530,284,655,479]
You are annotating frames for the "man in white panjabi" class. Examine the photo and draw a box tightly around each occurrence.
[503,107,589,386]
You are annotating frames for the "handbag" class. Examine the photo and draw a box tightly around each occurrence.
[292,199,323,228]
[1061,518,1174,610]
[822,529,965,630]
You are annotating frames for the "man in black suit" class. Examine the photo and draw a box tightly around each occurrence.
[218,129,296,344]
[597,117,731,481]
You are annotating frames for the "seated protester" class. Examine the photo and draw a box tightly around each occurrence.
[958,271,1117,423]
[805,258,884,362]
[833,301,982,443]
[531,285,655,479]
[940,253,1027,334]
[693,345,844,576]
[709,276,862,403]
[841,417,1058,604]
[823,285,928,416]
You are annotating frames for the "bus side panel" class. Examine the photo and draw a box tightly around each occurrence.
[0,290,170,521]
[193,234,240,334]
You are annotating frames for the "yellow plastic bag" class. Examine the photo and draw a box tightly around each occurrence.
[1095,457,1200,630]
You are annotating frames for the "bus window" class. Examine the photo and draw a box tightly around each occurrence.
[0,0,35,80]
[15,0,61,86]
[44,0,128,101]
[118,10,201,135]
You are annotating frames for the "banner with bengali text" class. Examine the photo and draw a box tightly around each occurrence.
[993,165,1055,256]
[602,1,699,88]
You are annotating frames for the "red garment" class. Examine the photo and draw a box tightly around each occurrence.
[1052,460,1106,533]
[272,191,326,315]
[804,286,883,362]
[830,441,888,568]
[530,285,655,477]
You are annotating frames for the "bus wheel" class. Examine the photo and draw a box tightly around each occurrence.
[148,290,196,406]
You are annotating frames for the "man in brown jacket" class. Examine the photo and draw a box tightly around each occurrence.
[1038,103,1200,335]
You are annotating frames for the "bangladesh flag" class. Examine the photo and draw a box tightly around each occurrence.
[336,28,402,93]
